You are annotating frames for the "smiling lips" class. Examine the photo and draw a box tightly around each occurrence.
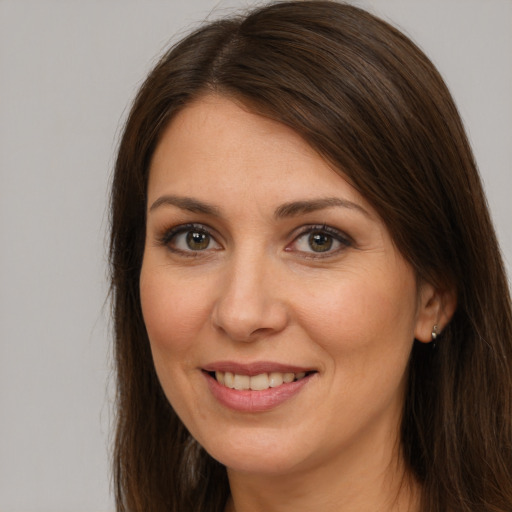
[214,370,308,391]
[203,363,316,412]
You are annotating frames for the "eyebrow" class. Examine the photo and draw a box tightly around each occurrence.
[149,194,370,219]
[274,197,370,219]
[149,195,221,215]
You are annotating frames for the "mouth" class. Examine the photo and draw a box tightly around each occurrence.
[202,363,318,412]
[206,370,316,391]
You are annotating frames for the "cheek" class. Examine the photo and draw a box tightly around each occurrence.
[139,266,209,357]
[294,268,419,364]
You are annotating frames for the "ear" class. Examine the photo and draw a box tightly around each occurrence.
[414,282,457,343]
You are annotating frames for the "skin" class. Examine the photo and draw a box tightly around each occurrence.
[140,94,452,512]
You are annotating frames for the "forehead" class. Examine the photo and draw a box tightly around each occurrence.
[151,95,321,180]
[148,94,373,214]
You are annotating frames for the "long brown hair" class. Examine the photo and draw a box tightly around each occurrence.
[109,2,512,511]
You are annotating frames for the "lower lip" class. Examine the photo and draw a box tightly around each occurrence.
[204,372,314,413]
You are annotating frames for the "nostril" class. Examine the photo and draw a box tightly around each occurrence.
[211,285,289,343]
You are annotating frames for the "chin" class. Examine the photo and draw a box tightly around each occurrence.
[214,449,303,476]
[197,426,318,476]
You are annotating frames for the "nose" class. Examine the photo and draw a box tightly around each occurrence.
[211,252,289,342]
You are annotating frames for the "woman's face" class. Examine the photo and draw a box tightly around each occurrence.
[140,95,436,477]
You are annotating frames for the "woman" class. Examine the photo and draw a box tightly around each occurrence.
[109,2,512,511]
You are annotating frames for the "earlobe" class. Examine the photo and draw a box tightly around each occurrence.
[414,283,457,344]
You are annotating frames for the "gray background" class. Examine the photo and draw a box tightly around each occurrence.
[1,1,510,511]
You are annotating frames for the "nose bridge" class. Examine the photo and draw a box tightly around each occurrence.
[212,244,287,341]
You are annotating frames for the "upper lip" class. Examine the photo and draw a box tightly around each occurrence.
[202,361,315,376]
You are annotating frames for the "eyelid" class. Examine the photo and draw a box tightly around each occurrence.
[155,222,352,258]
[286,224,353,256]
[157,223,222,253]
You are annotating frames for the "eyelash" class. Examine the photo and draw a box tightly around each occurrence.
[288,224,353,258]
[157,223,220,257]
[157,223,352,258]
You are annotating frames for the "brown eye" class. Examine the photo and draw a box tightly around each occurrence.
[308,232,333,252]
[289,225,351,257]
[161,224,221,254]
[186,230,210,250]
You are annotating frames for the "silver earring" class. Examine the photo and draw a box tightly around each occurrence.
[431,324,438,341]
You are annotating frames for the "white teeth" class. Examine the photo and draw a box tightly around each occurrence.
[249,373,269,391]
[283,372,295,383]
[269,372,283,387]
[234,374,250,390]
[214,370,309,390]
[224,371,234,389]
